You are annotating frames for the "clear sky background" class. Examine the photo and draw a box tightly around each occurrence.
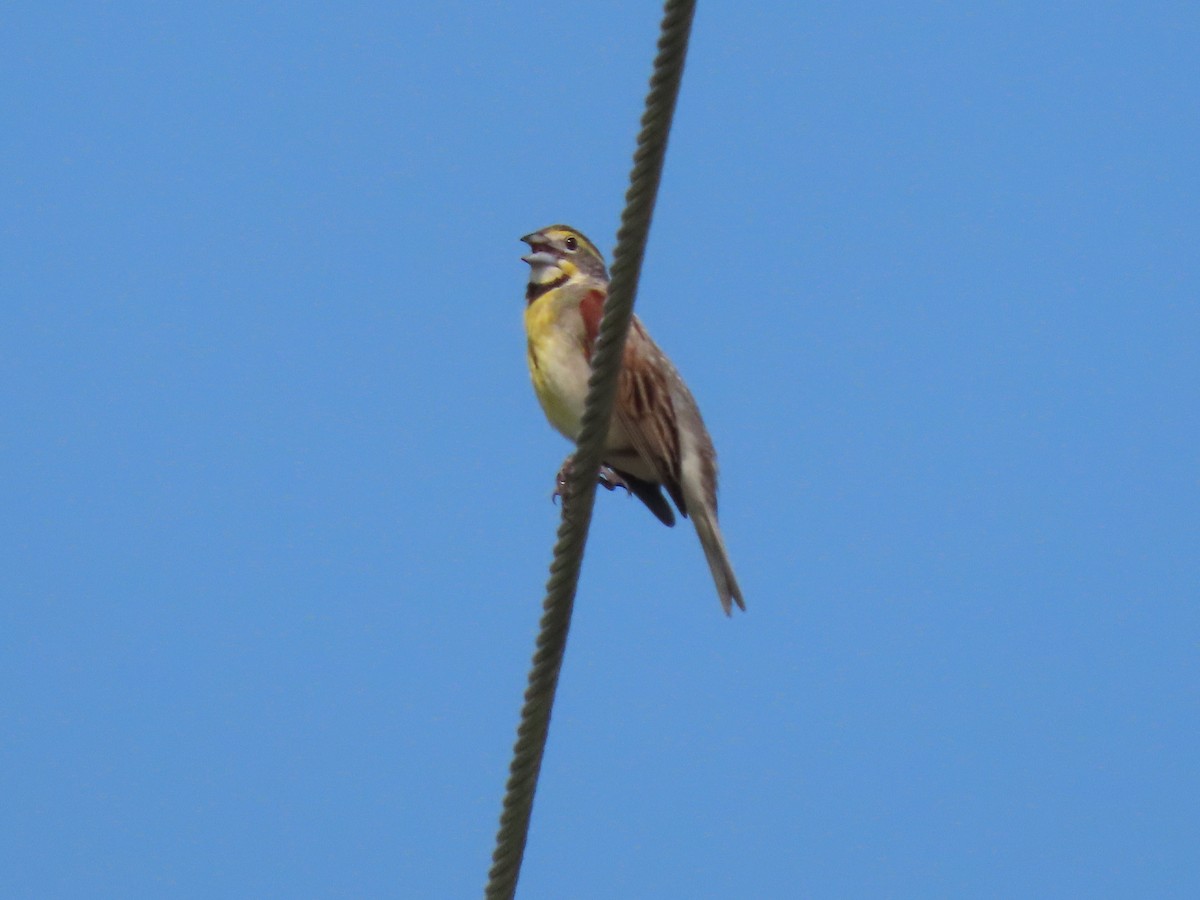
[2,3,1197,897]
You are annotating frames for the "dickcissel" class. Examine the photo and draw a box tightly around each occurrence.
[521,225,745,615]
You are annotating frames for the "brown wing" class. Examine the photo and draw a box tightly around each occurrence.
[613,317,688,516]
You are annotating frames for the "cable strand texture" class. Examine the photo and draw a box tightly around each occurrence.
[485,2,697,898]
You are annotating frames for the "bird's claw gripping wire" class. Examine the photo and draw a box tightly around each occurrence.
[599,466,631,495]
[488,3,697,896]
[552,456,631,506]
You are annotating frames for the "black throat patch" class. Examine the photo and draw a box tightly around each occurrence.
[526,273,570,305]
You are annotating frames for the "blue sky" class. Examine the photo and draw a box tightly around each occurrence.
[3,2,1197,897]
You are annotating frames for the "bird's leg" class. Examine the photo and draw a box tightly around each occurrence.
[597,465,631,495]
[552,454,574,506]
[552,455,631,506]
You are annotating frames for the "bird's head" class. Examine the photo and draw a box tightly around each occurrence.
[520,225,608,290]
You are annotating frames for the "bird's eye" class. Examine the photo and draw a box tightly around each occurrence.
[564,236,578,251]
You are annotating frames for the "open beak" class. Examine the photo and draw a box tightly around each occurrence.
[520,232,555,266]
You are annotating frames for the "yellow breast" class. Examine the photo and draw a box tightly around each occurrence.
[525,290,592,441]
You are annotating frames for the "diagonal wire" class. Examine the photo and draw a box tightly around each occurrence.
[484,1,698,897]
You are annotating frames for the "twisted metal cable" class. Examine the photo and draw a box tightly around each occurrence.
[484,2,698,897]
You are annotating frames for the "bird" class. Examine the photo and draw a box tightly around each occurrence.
[520,224,745,615]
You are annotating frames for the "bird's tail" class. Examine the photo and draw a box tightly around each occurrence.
[687,499,746,616]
